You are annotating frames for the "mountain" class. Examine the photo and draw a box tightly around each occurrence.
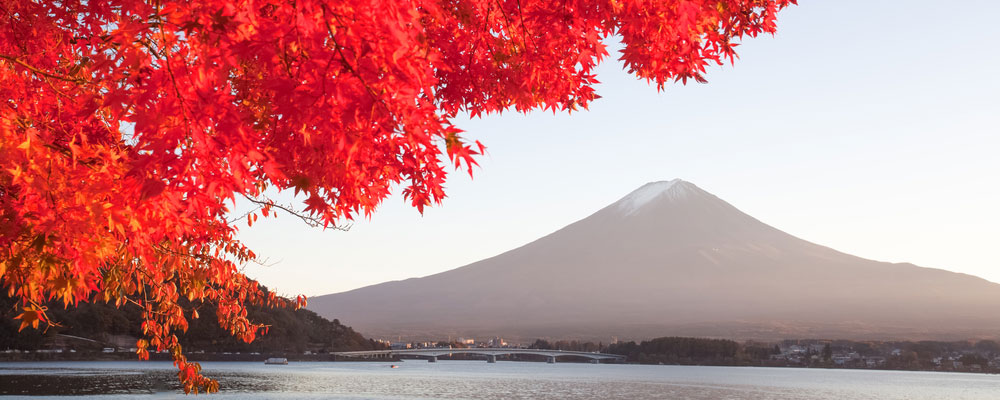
[309,180,1000,341]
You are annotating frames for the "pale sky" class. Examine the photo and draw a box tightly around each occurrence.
[238,0,1000,298]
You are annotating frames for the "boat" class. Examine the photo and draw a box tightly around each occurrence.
[264,357,288,365]
[390,365,399,368]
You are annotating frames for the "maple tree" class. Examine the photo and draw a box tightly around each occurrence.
[1,0,795,393]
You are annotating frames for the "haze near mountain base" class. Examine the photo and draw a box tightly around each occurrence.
[310,180,1000,341]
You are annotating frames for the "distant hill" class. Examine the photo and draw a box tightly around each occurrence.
[310,180,1000,341]
[0,287,382,354]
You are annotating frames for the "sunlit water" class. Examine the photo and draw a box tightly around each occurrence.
[2,361,999,399]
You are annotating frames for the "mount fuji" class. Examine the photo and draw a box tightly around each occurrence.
[309,180,1000,341]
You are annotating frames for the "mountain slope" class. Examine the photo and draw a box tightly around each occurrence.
[310,180,1000,340]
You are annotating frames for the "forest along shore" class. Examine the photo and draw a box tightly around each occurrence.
[5,288,1000,374]
[0,289,386,361]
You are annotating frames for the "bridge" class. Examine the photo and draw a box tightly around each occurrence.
[333,348,626,363]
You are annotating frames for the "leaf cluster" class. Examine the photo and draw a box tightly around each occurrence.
[1,0,794,391]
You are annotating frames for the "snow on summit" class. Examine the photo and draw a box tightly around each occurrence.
[616,179,690,215]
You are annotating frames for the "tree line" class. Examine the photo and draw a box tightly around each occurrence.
[526,336,1000,372]
[0,288,383,355]
[528,336,767,364]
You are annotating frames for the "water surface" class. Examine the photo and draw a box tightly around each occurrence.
[1,361,999,399]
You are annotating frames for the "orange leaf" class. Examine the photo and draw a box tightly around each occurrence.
[14,308,42,332]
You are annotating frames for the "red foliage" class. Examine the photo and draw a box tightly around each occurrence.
[0,0,794,392]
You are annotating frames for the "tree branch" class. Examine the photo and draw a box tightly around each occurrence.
[241,194,351,231]
[0,54,87,84]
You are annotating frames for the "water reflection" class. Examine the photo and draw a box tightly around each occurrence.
[0,367,175,396]
[1,361,999,399]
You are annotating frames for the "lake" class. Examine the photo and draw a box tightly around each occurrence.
[1,361,999,399]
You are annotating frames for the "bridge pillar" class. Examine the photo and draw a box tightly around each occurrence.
[487,355,496,363]
[427,356,437,363]
[546,356,556,364]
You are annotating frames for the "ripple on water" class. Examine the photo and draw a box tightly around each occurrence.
[1,361,999,399]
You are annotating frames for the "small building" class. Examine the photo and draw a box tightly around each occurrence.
[864,357,886,367]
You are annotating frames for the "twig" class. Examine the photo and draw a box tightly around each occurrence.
[0,54,87,84]
[241,194,351,231]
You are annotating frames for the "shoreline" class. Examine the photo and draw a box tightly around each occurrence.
[0,352,395,363]
[1,355,996,376]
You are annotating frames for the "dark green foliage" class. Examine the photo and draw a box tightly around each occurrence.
[742,344,780,361]
[959,353,988,368]
[565,336,1000,371]
[0,290,381,354]
[607,337,741,365]
[975,340,1000,353]
[178,300,382,354]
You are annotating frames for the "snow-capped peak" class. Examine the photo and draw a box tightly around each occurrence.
[615,179,690,215]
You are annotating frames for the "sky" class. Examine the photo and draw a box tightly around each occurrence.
[238,0,1000,298]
